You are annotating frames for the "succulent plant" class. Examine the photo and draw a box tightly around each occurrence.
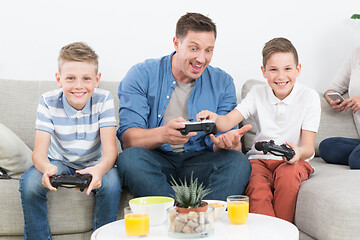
[170,172,212,208]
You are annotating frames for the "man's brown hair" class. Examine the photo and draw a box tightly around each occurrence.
[58,42,99,73]
[176,12,217,40]
[262,37,299,67]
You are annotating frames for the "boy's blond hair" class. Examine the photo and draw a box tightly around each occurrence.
[262,37,299,67]
[58,42,98,73]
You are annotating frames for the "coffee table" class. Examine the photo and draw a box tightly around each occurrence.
[92,212,298,240]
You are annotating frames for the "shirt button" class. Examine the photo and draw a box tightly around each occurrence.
[279,114,283,119]
[173,81,176,84]
[166,96,170,99]
[158,114,161,118]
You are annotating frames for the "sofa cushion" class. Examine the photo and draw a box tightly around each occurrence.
[295,157,360,240]
[0,179,94,236]
[0,123,32,178]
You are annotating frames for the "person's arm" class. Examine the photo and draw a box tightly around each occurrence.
[197,108,244,132]
[122,117,197,150]
[32,130,58,191]
[285,130,316,165]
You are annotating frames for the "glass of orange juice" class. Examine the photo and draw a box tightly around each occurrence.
[227,195,249,224]
[124,207,149,236]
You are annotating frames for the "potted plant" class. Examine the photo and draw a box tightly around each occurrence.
[351,14,360,19]
[167,172,214,237]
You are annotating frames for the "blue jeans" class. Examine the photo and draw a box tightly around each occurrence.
[117,147,251,201]
[19,160,121,240]
[319,137,360,169]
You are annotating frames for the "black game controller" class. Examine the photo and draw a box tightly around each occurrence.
[255,140,295,161]
[50,172,92,192]
[178,119,217,135]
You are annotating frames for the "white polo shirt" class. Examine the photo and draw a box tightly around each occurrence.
[236,82,321,160]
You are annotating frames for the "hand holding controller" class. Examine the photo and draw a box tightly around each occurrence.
[255,140,295,161]
[178,118,217,135]
[50,172,92,192]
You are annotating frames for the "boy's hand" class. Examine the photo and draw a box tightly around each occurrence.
[76,166,104,196]
[283,142,300,165]
[342,96,360,113]
[212,124,252,152]
[196,110,218,121]
[42,164,58,191]
[161,117,197,145]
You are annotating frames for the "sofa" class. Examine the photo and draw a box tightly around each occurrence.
[0,78,359,239]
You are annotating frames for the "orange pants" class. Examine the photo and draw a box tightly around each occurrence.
[245,159,313,223]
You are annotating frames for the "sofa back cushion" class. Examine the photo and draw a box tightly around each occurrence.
[0,79,120,151]
[239,79,359,156]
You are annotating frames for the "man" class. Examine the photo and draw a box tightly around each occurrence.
[116,12,251,200]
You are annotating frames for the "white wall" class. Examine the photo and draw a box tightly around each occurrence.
[1,0,359,94]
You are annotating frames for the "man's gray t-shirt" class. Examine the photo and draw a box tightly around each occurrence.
[163,81,195,152]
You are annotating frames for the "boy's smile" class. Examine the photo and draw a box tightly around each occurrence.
[261,52,301,100]
[56,61,100,111]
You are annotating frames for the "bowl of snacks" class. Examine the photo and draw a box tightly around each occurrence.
[204,200,227,220]
[129,196,174,225]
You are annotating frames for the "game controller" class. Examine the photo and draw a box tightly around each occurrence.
[50,172,92,192]
[178,119,217,135]
[255,140,295,161]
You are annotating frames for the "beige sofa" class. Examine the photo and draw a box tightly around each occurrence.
[1,79,360,239]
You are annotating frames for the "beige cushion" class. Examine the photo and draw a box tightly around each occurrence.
[0,123,33,177]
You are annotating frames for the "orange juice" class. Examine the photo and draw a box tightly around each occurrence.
[227,201,249,224]
[125,214,149,236]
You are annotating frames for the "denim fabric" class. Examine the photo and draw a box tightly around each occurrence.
[19,160,121,240]
[319,137,360,169]
[117,147,251,201]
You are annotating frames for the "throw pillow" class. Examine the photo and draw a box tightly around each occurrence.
[0,123,33,178]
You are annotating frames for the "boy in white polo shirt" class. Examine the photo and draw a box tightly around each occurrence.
[20,42,121,239]
[197,37,321,222]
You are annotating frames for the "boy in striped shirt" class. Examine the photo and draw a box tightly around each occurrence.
[20,42,121,239]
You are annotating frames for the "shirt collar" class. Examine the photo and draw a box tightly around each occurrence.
[266,82,299,105]
[62,92,92,117]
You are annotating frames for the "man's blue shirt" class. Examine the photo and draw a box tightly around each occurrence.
[117,52,237,152]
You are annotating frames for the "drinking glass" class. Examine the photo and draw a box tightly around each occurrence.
[124,206,149,236]
[227,195,249,224]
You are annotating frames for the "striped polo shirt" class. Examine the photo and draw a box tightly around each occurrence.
[35,88,117,168]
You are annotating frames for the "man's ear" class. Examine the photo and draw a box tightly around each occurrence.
[173,37,179,51]
[55,73,62,88]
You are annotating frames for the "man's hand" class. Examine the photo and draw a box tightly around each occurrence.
[42,164,58,191]
[342,96,360,113]
[211,124,252,152]
[161,117,197,145]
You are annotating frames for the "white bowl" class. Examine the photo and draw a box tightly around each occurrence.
[204,200,227,220]
[129,196,174,225]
